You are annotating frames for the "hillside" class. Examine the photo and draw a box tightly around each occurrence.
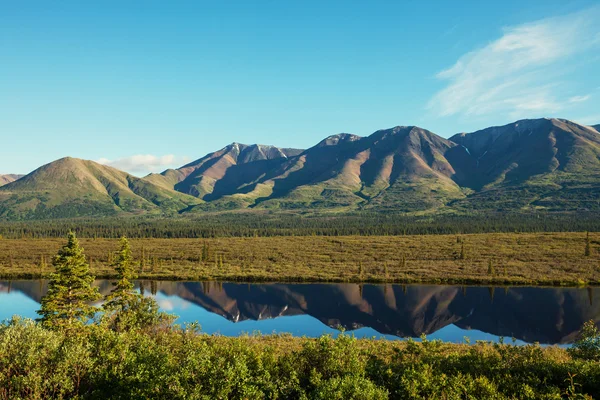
[0,118,599,219]
[450,118,600,211]
[0,174,23,187]
[211,126,471,212]
[145,143,302,209]
[0,158,200,219]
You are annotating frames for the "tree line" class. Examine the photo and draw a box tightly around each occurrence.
[1,211,599,239]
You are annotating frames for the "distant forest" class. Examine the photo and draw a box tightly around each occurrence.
[1,211,599,239]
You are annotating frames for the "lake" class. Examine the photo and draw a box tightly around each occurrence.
[1,280,597,345]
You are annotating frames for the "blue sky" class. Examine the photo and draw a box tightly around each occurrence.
[1,0,599,176]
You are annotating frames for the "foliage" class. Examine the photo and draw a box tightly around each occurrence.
[36,231,100,330]
[569,320,600,361]
[102,237,174,331]
[0,318,599,399]
[1,212,600,239]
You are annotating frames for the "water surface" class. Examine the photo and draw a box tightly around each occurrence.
[1,280,597,345]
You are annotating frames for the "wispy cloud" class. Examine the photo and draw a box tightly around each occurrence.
[428,7,600,119]
[568,94,591,103]
[97,154,190,175]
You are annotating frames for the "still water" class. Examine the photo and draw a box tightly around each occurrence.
[1,280,597,345]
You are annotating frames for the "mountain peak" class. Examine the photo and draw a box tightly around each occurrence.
[316,133,362,147]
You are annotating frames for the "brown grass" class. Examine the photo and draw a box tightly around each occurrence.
[0,232,598,286]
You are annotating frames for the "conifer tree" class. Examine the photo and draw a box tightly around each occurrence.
[384,262,389,280]
[487,259,495,276]
[37,231,100,329]
[358,261,364,280]
[585,232,591,257]
[103,237,170,331]
[104,237,137,313]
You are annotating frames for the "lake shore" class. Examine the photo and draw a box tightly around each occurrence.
[0,232,598,286]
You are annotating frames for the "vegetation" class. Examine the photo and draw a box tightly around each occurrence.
[0,232,598,285]
[2,119,599,218]
[36,232,100,330]
[1,212,600,239]
[1,318,600,399]
[1,232,599,399]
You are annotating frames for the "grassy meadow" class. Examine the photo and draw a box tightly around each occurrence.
[0,232,598,285]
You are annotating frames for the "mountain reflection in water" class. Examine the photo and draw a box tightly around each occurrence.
[1,280,598,345]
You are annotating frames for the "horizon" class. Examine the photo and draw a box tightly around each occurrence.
[2,1,599,175]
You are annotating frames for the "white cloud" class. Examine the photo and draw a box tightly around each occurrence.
[97,154,190,175]
[568,95,591,103]
[428,7,600,118]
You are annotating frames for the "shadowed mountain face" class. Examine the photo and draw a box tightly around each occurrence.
[144,143,303,202]
[0,174,23,187]
[592,124,600,132]
[232,126,471,211]
[1,118,599,218]
[4,280,598,344]
[449,118,600,211]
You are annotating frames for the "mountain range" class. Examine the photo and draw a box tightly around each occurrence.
[1,118,599,219]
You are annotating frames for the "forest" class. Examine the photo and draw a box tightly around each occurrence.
[1,211,599,239]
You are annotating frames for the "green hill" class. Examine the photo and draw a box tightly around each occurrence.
[0,158,200,219]
[450,118,600,212]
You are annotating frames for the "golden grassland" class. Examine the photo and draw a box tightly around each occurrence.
[0,232,598,286]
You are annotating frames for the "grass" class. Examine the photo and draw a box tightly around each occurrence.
[0,232,598,285]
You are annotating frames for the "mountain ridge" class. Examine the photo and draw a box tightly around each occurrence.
[1,117,599,219]
[0,174,23,187]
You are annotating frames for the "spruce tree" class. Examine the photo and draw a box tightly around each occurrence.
[487,259,495,276]
[37,231,100,329]
[585,232,591,257]
[104,237,137,313]
[103,237,169,331]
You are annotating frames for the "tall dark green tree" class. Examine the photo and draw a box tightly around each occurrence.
[585,232,591,257]
[37,231,100,329]
[103,237,172,331]
[103,237,137,312]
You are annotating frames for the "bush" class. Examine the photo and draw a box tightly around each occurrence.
[569,320,600,361]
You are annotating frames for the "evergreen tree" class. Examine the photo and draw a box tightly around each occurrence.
[585,232,591,257]
[201,242,209,262]
[103,237,171,331]
[358,261,364,280]
[103,237,137,313]
[140,245,146,273]
[487,259,495,276]
[37,231,100,329]
[384,262,389,280]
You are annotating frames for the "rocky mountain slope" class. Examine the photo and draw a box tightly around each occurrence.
[0,174,23,187]
[1,118,598,219]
